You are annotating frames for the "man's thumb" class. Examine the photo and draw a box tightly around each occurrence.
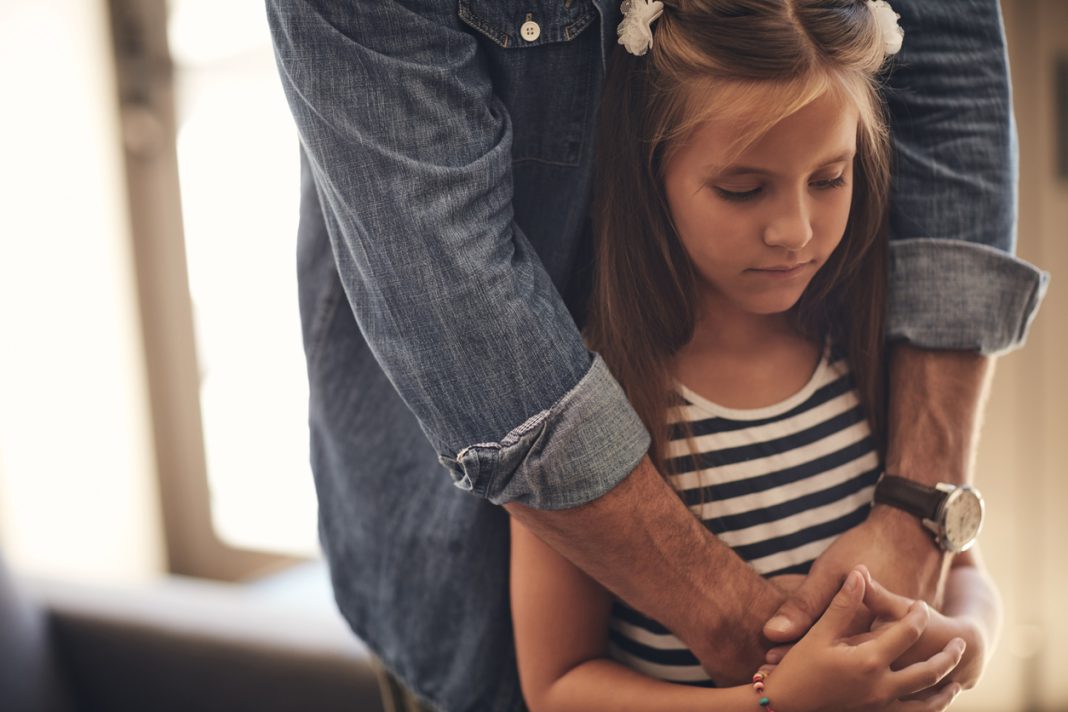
[764,569,841,643]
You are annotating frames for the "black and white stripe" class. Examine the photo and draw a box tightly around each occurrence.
[608,345,881,685]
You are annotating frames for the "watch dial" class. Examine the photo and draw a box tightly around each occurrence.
[945,490,983,550]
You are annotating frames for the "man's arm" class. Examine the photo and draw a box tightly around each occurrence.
[507,456,781,684]
[875,346,996,605]
[267,0,778,681]
[765,345,993,641]
[764,0,1049,642]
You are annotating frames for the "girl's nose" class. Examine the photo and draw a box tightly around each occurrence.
[762,195,813,251]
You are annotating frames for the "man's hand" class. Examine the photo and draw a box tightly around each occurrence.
[764,505,946,643]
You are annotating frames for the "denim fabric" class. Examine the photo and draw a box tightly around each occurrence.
[881,0,1050,349]
[266,1,1048,710]
[270,0,649,511]
[889,239,1049,352]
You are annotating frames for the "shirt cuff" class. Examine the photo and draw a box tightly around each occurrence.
[888,238,1050,355]
[437,353,651,509]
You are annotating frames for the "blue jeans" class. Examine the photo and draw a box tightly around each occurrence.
[266,1,1048,709]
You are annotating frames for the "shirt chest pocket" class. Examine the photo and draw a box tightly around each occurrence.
[458,0,600,166]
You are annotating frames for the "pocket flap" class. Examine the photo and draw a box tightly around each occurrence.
[458,0,596,48]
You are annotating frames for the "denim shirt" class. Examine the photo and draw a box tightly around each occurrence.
[266,1,1049,710]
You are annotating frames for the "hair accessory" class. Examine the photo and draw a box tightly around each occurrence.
[866,0,904,56]
[617,0,665,57]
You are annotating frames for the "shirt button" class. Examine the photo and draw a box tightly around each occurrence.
[520,20,541,42]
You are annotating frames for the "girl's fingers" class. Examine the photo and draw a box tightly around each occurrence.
[863,572,914,621]
[810,568,867,641]
[889,682,962,711]
[889,637,966,698]
[871,599,929,660]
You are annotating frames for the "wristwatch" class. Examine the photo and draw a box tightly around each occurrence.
[873,474,984,553]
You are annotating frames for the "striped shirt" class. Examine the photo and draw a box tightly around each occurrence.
[607,342,882,686]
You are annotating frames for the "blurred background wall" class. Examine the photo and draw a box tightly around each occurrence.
[0,1,1064,709]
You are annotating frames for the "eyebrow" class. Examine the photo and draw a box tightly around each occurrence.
[709,150,856,178]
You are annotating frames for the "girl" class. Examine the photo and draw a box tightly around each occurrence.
[509,1,1002,710]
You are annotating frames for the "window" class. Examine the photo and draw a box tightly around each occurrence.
[168,0,317,557]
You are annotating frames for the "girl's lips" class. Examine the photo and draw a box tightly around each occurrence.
[747,261,812,278]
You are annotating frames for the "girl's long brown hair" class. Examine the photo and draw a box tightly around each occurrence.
[585,0,892,480]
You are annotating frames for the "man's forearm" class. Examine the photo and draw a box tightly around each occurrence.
[505,454,781,684]
[879,342,996,602]
[885,343,995,487]
[762,343,999,642]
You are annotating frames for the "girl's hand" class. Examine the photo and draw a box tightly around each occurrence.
[862,574,987,692]
[767,570,986,694]
[760,664,963,712]
[762,567,965,712]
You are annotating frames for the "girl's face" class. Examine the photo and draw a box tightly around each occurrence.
[663,90,858,319]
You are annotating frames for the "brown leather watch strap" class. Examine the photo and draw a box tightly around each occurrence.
[873,474,943,522]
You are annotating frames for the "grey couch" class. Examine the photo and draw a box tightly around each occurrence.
[1,556,385,712]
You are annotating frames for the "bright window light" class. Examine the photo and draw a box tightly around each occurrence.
[169,0,318,557]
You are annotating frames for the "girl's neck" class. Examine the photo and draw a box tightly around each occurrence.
[672,298,821,411]
[684,298,801,357]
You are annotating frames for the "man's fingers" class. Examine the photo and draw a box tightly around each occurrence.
[769,573,806,595]
[890,637,966,698]
[765,644,791,664]
[871,599,929,660]
[764,568,845,642]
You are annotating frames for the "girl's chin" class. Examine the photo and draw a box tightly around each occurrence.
[738,289,807,316]
[701,281,807,317]
[746,302,803,316]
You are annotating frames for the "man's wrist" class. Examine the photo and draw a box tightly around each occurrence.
[879,475,986,554]
[868,503,938,553]
[867,503,947,603]
[693,581,783,684]
[881,464,965,489]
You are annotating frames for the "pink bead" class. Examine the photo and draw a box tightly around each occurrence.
[753,681,765,692]
[752,672,766,683]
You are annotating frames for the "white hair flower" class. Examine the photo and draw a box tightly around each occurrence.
[867,0,904,56]
[617,0,665,57]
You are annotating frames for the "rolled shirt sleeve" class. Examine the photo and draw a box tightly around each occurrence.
[888,239,1048,353]
[267,0,649,508]
[885,0,1049,354]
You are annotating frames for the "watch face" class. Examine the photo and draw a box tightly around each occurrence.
[943,488,984,552]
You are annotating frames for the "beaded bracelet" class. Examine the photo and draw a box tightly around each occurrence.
[751,671,776,712]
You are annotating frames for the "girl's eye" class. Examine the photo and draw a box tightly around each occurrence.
[714,186,762,202]
[713,175,847,203]
[717,175,850,201]
[814,175,847,190]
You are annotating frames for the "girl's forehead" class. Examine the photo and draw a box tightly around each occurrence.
[674,88,860,173]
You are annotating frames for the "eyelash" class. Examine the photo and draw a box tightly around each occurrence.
[714,175,848,203]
